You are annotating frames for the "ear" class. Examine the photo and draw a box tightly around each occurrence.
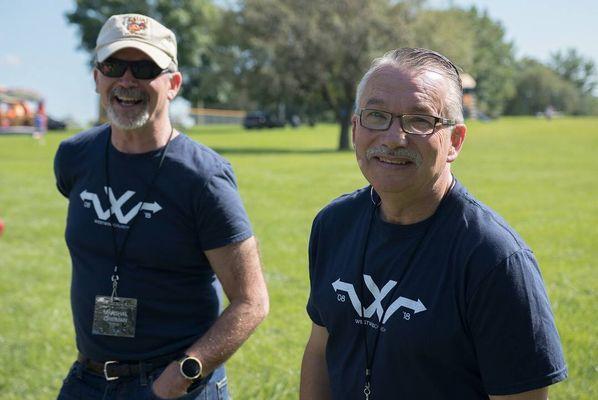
[93,69,99,94]
[447,124,466,163]
[167,72,183,101]
[351,114,358,149]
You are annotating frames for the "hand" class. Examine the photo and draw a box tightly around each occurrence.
[151,361,191,399]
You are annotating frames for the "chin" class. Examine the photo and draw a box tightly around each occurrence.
[363,168,414,192]
[367,176,411,194]
[372,183,410,195]
[107,107,150,130]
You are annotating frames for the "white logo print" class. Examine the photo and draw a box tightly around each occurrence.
[332,274,426,324]
[80,186,162,225]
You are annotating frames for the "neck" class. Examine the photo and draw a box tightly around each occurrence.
[110,120,177,154]
[378,170,454,225]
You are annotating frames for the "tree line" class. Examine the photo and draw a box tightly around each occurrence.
[67,0,597,149]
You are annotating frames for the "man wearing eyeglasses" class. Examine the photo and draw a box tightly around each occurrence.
[300,48,566,400]
[54,14,268,399]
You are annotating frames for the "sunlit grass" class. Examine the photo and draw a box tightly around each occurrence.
[0,117,596,399]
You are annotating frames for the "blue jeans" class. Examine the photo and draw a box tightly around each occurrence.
[57,361,229,400]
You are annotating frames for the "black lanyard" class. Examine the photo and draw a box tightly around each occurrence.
[358,178,455,399]
[103,127,174,298]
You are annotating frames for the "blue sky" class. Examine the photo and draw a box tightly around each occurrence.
[1,0,596,125]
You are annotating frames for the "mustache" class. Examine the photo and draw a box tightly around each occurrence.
[365,146,422,166]
[110,87,149,102]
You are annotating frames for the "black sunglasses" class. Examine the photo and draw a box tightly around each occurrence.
[95,58,172,80]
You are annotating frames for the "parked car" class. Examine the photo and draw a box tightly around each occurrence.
[47,116,67,130]
[243,111,285,129]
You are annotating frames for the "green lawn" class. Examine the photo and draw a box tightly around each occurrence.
[0,117,596,399]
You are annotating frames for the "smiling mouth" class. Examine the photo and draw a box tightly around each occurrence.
[113,94,144,107]
[375,156,414,166]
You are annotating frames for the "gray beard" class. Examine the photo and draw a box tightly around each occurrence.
[106,103,150,130]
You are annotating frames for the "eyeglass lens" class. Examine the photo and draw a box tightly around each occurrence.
[97,58,165,80]
[361,110,437,135]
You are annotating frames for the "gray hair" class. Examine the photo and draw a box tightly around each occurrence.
[167,62,178,72]
[355,48,464,123]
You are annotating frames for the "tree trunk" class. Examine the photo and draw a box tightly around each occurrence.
[337,105,352,150]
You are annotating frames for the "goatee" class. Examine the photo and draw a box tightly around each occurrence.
[107,87,150,130]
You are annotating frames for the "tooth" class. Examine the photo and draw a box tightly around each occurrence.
[379,157,409,165]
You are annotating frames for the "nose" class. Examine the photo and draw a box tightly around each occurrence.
[117,66,138,86]
[383,117,409,147]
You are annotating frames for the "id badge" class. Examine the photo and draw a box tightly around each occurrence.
[92,296,137,338]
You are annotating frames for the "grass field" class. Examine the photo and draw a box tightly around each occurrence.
[0,117,596,399]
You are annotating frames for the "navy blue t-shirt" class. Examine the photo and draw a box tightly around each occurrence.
[307,181,567,399]
[54,125,253,361]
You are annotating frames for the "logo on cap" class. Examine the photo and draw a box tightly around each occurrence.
[126,16,148,34]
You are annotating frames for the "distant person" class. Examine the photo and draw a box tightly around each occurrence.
[300,48,566,400]
[33,101,47,140]
[0,105,6,127]
[290,114,301,128]
[545,105,555,120]
[54,13,268,399]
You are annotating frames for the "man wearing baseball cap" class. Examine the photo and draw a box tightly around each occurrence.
[55,14,268,399]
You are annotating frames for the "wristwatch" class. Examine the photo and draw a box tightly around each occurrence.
[178,354,202,380]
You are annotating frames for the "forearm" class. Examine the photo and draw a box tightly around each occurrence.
[188,237,270,374]
[300,324,332,400]
[152,237,268,398]
[185,295,268,374]
[300,351,332,399]
[151,297,268,398]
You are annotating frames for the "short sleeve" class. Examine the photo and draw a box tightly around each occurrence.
[306,214,325,326]
[54,142,71,198]
[467,250,567,395]
[195,164,253,251]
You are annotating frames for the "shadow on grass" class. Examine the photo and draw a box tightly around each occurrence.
[189,127,298,135]
[212,147,352,155]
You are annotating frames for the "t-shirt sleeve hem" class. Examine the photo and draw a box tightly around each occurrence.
[306,305,325,326]
[56,182,69,198]
[486,366,568,396]
[201,230,253,251]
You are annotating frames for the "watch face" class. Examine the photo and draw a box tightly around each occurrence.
[180,356,202,380]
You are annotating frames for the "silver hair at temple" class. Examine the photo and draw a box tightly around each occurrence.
[355,48,464,123]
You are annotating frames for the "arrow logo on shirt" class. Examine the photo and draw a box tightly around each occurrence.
[80,189,111,220]
[79,186,162,224]
[332,278,364,315]
[383,296,426,323]
[332,275,426,323]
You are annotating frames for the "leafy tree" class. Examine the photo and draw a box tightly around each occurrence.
[407,8,475,71]
[375,4,519,120]
[233,0,420,150]
[233,1,519,148]
[504,58,580,115]
[504,52,598,116]
[549,48,597,115]
[409,6,516,117]
[66,0,223,108]
[464,7,516,117]
[550,48,596,95]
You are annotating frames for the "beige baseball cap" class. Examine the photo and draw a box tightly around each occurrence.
[95,14,178,69]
